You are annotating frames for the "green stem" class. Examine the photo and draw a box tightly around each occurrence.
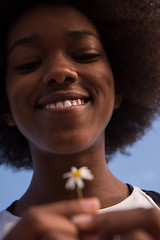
[76,186,83,199]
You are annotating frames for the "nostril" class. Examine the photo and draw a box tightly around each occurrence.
[48,77,74,85]
[46,77,74,86]
[48,79,56,84]
[65,77,75,83]
[43,68,78,85]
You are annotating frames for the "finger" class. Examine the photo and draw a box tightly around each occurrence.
[40,231,79,240]
[76,208,160,239]
[34,198,100,217]
[80,233,99,240]
[122,230,153,240]
[4,198,100,240]
[4,213,78,240]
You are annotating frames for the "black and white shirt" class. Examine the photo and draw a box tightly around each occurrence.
[0,186,159,240]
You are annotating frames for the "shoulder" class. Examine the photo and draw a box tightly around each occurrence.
[142,189,160,205]
[0,209,20,239]
[125,184,160,209]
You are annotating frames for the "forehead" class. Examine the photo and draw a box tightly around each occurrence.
[7,4,99,48]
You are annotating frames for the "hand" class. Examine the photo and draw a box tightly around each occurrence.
[4,198,100,240]
[75,208,160,240]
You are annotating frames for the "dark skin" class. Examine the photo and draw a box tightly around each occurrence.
[5,4,127,212]
[3,4,160,240]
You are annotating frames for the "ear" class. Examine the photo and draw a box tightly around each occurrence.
[1,94,16,126]
[114,94,123,110]
[114,82,123,110]
[2,112,16,126]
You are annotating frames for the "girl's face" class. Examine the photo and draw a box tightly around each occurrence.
[5,4,118,155]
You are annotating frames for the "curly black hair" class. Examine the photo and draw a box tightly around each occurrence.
[0,0,160,169]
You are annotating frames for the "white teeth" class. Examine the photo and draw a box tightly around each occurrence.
[64,100,72,107]
[50,103,55,109]
[56,102,63,108]
[72,100,78,106]
[45,99,85,109]
[77,99,82,105]
[46,103,55,109]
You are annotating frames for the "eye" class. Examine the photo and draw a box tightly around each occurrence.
[73,53,101,63]
[15,61,41,73]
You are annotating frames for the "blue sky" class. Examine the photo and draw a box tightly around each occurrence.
[0,119,160,211]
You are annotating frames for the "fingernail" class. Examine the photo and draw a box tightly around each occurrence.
[80,198,100,210]
[72,214,94,225]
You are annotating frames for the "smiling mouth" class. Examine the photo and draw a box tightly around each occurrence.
[37,92,91,111]
[44,99,86,109]
[37,96,90,110]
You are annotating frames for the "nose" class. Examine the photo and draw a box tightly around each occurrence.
[43,56,78,85]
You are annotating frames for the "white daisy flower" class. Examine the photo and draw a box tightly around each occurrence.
[63,166,94,198]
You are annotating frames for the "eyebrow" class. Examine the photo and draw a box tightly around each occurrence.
[8,30,100,56]
[67,30,100,40]
[8,34,40,55]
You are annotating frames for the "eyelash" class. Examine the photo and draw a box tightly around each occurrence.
[14,53,101,73]
[15,61,41,73]
[73,53,101,63]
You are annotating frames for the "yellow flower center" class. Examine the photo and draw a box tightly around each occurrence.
[72,170,82,178]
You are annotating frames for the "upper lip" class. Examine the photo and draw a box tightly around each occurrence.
[36,92,90,108]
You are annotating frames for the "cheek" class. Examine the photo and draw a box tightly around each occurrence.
[95,66,115,121]
[6,82,25,116]
[83,62,115,106]
[6,71,37,106]
[5,74,34,129]
[82,63,115,130]
[82,59,114,89]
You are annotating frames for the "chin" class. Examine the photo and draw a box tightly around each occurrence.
[45,135,95,155]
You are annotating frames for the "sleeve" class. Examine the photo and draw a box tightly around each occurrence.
[142,190,160,205]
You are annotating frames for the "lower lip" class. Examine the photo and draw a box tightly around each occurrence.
[37,101,90,113]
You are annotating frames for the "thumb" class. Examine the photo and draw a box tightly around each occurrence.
[39,198,100,217]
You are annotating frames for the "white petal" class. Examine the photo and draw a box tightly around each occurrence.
[82,175,94,180]
[79,167,90,174]
[65,178,76,190]
[63,172,72,178]
[80,166,91,171]
[81,172,94,180]
[75,178,84,189]
[80,167,94,180]
[71,166,78,173]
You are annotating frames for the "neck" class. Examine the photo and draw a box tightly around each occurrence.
[15,141,128,216]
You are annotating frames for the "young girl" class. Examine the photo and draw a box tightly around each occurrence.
[0,0,160,239]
